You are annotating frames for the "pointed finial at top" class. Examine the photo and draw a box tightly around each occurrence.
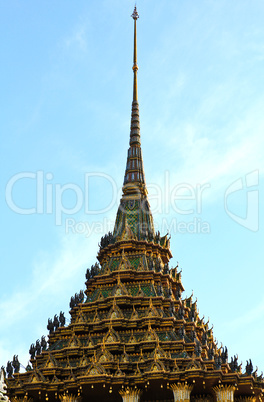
[131,6,139,20]
[131,5,139,102]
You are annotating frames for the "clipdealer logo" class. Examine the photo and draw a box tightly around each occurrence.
[5,171,211,233]
[5,170,259,234]
[5,171,118,225]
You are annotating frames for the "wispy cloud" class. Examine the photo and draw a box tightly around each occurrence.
[65,24,88,52]
[0,231,99,367]
[0,234,97,328]
[223,297,264,334]
[148,92,264,202]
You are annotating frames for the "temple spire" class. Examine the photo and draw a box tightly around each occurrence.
[122,6,147,196]
[113,7,155,241]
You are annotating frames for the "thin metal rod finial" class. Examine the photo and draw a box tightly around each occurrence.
[131,6,139,20]
[131,4,139,102]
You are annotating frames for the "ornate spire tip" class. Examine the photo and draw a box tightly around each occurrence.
[131,6,139,20]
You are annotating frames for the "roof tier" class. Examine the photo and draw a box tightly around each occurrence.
[6,259,264,401]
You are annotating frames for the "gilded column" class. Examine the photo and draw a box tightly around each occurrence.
[10,399,33,402]
[59,395,80,402]
[214,385,236,402]
[10,399,32,402]
[171,383,193,402]
[119,387,142,402]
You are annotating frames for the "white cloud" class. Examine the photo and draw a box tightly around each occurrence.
[65,24,88,52]
[0,230,100,367]
[149,95,264,202]
[223,297,264,334]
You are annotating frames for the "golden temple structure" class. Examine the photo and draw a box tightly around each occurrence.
[5,7,264,402]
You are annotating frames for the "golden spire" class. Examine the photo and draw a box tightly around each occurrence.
[131,6,139,102]
[122,6,146,193]
[112,6,156,242]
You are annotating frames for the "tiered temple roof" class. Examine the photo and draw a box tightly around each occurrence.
[5,7,264,402]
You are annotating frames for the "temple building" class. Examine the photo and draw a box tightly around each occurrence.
[5,7,264,402]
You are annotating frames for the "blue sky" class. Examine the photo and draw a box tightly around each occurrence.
[1,0,264,372]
